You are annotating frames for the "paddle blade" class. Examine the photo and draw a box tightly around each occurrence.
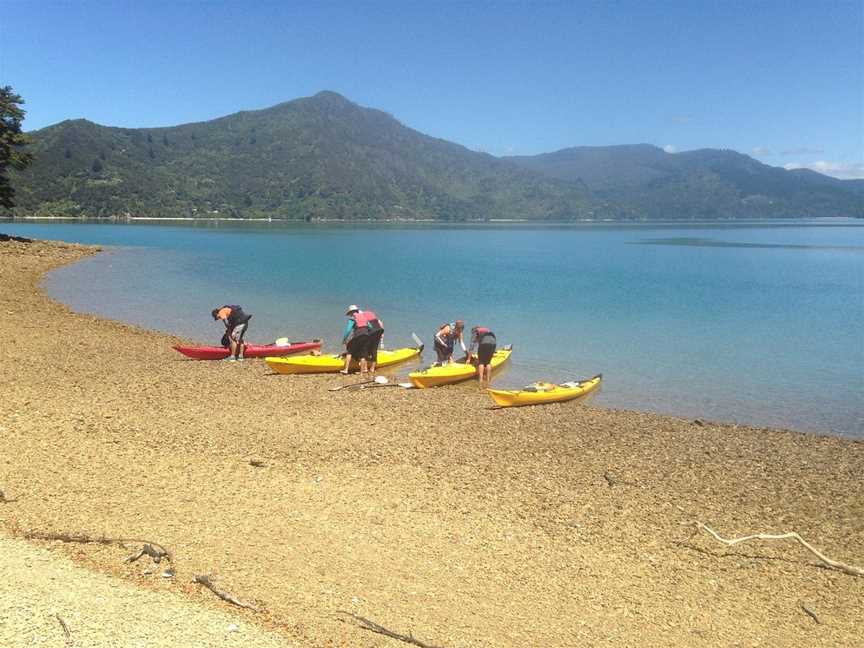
[329,379,375,391]
[411,332,423,348]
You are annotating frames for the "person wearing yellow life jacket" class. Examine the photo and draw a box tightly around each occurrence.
[466,326,497,386]
[434,320,466,365]
[211,305,252,361]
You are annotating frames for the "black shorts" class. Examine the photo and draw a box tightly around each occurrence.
[347,334,369,357]
[434,340,453,364]
[366,330,384,361]
[477,341,496,366]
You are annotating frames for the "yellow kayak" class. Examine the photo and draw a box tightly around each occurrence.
[266,346,422,375]
[409,345,512,388]
[487,374,602,407]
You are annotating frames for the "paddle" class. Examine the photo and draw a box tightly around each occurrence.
[411,332,424,351]
[360,377,416,390]
[328,375,389,392]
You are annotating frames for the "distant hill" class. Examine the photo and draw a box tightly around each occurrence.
[8,91,598,221]
[505,144,863,219]
[7,93,861,220]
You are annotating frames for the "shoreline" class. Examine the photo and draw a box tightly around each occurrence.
[1,238,863,647]
[18,222,859,439]
[4,215,863,227]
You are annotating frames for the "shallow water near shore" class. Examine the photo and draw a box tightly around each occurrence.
[3,218,863,437]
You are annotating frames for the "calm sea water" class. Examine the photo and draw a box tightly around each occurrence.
[3,219,863,437]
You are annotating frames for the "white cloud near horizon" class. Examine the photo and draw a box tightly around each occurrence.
[781,147,824,156]
[783,160,864,180]
[663,144,678,153]
[751,146,772,156]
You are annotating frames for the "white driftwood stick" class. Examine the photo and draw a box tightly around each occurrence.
[693,521,864,577]
[193,574,261,612]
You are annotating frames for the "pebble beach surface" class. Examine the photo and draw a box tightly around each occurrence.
[1,237,862,647]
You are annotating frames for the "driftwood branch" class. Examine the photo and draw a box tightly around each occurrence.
[337,611,445,648]
[800,600,822,624]
[124,543,168,565]
[54,613,72,647]
[23,530,173,564]
[691,521,864,577]
[193,574,261,612]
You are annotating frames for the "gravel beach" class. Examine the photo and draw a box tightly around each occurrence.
[1,237,862,647]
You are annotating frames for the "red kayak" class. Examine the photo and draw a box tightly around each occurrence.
[173,340,321,360]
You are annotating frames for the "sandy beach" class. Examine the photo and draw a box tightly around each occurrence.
[1,237,862,647]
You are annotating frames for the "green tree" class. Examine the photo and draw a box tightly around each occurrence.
[0,86,33,209]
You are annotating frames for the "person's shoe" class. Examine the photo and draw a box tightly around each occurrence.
[224,356,236,362]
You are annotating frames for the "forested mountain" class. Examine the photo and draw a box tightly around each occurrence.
[8,92,598,221]
[506,144,863,219]
[7,92,862,220]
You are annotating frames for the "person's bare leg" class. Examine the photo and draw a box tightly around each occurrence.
[341,354,352,374]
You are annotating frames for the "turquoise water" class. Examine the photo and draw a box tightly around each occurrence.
[3,219,863,437]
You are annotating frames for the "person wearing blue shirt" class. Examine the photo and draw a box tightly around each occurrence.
[341,304,369,374]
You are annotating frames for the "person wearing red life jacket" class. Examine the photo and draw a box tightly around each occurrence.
[341,305,366,374]
[355,308,385,374]
[341,305,383,375]
[211,305,252,361]
[466,325,497,387]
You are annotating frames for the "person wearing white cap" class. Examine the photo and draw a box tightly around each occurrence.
[340,305,368,374]
[340,304,384,375]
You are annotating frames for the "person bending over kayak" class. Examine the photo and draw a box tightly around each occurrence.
[361,309,385,374]
[341,305,370,375]
[212,305,252,361]
[434,320,466,365]
[466,325,497,387]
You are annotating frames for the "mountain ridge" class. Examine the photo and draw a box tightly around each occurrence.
[8,91,862,220]
[506,144,862,219]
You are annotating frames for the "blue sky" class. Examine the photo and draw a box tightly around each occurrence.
[2,0,862,178]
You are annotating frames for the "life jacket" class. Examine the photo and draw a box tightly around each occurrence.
[225,305,252,327]
[353,310,383,332]
[473,327,495,344]
[435,323,454,349]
